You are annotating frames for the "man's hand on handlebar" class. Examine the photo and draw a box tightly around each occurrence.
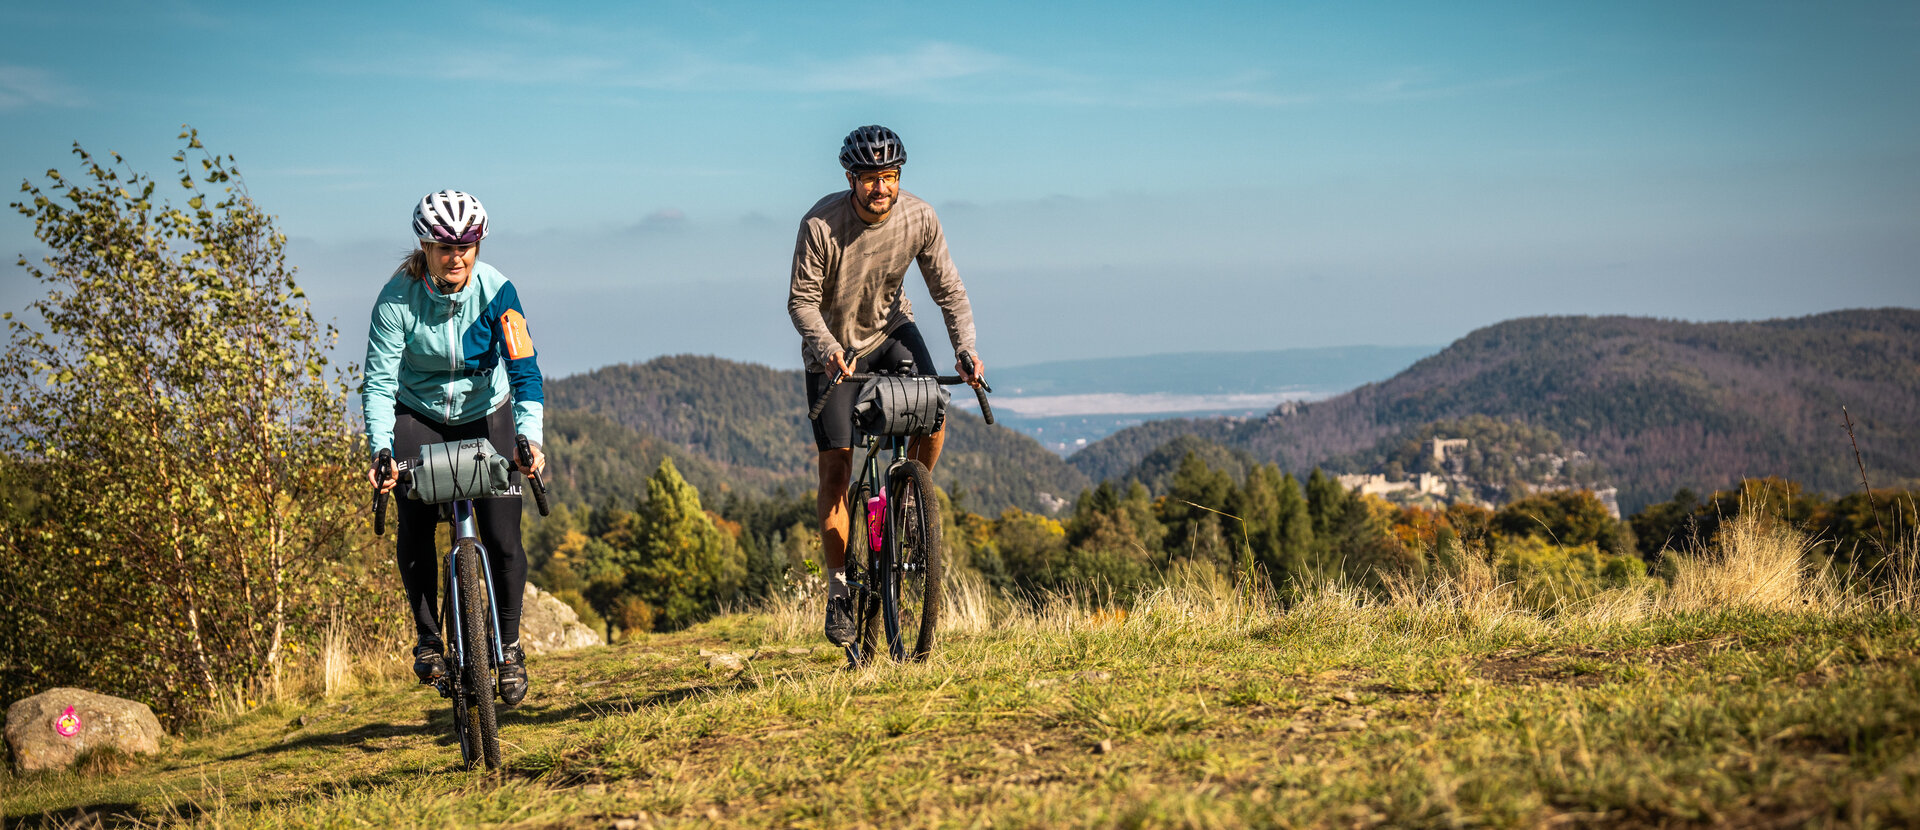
[827,349,855,378]
[956,352,988,388]
[521,440,547,476]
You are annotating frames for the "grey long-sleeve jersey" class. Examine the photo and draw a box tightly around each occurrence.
[787,190,978,374]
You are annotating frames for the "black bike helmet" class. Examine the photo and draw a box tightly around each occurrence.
[839,125,907,172]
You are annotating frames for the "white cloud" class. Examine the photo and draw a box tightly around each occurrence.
[782,42,1011,93]
[1348,69,1557,102]
[0,65,85,110]
[319,36,1011,97]
[304,9,1550,111]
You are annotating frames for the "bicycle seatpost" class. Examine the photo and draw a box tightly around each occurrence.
[373,448,393,535]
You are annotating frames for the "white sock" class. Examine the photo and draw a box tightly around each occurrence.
[828,568,848,600]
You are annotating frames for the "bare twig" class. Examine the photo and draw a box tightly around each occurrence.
[1842,407,1887,541]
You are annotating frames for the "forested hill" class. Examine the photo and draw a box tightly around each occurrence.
[544,355,1090,514]
[1072,309,1920,513]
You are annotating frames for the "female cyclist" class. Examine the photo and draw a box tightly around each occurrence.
[364,190,546,706]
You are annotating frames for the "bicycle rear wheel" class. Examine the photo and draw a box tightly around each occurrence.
[887,460,944,660]
[455,541,501,771]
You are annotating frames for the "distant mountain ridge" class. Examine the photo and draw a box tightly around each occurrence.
[544,355,1090,515]
[990,345,1440,397]
[1071,309,1920,513]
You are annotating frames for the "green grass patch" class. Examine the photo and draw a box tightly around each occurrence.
[5,585,1919,828]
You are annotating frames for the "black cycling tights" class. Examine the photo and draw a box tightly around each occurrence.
[392,403,528,647]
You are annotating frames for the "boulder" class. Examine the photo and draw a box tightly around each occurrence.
[520,584,605,655]
[6,688,163,773]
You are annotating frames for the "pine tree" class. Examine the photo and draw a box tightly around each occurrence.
[1162,452,1235,568]
[630,458,746,630]
[1238,465,1314,588]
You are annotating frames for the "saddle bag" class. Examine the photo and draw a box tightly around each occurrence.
[853,375,950,437]
[409,438,518,503]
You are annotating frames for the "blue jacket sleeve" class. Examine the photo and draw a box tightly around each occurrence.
[362,286,408,460]
[492,280,546,446]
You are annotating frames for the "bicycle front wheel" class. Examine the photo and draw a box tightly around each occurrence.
[440,582,470,766]
[455,541,501,771]
[887,460,944,660]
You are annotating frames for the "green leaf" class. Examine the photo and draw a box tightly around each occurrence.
[189,196,204,210]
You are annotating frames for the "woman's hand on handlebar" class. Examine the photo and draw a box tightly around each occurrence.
[521,440,547,476]
[368,461,399,494]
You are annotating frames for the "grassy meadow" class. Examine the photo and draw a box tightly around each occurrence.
[4,510,1918,829]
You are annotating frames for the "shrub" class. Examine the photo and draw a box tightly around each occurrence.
[1,131,367,724]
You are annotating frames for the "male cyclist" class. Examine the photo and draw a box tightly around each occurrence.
[787,125,986,647]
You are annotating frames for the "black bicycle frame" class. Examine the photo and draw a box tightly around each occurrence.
[845,432,914,666]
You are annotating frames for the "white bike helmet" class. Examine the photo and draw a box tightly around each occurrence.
[412,190,489,244]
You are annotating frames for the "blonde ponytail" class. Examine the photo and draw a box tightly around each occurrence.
[399,248,427,281]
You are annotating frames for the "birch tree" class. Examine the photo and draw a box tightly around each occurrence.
[1,130,361,723]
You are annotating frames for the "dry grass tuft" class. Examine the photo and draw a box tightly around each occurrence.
[938,570,1004,635]
[1660,506,1827,612]
[71,745,140,778]
[1879,522,1920,612]
[762,573,827,642]
[1381,541,1526,625]
[320,612,359,697]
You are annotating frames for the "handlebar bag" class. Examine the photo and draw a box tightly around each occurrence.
[854,375,950,436]
[409,438,517,503]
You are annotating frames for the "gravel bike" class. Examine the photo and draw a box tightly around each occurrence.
[809,355,992,665]
[373,434,550,771]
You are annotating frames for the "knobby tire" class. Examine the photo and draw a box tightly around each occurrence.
[456,541,501,771]
[888,459,944,661]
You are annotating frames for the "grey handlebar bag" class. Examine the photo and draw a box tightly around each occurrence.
[854,375,950,437]
[409,438,520,503]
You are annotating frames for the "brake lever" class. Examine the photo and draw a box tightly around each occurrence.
[373,448,393,535]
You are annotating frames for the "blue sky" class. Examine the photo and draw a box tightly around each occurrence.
[3,1,1917,376]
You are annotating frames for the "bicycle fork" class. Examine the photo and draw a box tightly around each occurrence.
[440,499,507,698]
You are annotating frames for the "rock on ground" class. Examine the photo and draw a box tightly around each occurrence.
[520,584,605,655]
[6,688,163,773]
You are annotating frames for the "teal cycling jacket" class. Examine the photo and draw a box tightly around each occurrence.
[361,262,545,459]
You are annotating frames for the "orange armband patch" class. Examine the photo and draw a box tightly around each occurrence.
[501,309,535,359]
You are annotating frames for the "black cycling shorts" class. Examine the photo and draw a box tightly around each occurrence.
[805,322,939,451]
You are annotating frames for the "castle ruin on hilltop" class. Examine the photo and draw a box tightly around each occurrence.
[1339,437,1621,517]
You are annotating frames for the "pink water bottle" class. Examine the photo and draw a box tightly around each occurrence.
[866,491,887,552]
